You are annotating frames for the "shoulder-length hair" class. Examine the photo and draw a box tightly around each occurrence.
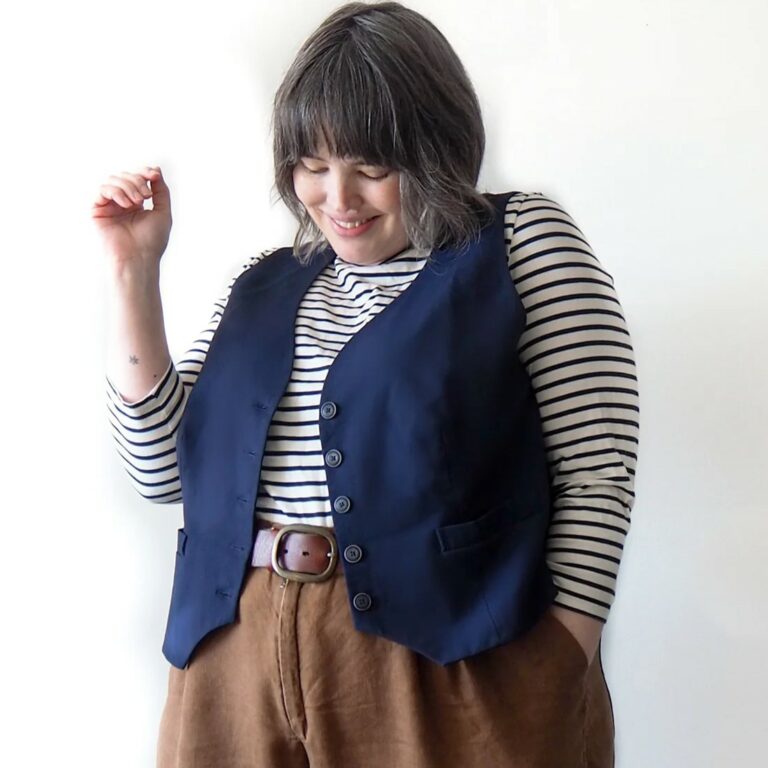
[272,1,494,264]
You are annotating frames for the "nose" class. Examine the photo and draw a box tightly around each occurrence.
[328,170,362,213]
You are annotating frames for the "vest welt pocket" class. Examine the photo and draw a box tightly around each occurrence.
[435,499,535,553]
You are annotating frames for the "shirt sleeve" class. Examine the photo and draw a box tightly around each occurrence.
[504,193,639,622]
[105,249,276,502]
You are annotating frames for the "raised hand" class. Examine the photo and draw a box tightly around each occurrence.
[91,166,172,275]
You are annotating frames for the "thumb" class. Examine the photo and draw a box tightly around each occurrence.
[149,166,171,214]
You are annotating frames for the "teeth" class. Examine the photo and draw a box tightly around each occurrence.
[334,218,371,229]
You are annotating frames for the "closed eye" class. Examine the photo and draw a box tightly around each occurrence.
[298,160,391,180]
[300,162,327,175]
[360,170,391,180]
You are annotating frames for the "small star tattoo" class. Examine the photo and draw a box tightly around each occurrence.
[129,355,139,365]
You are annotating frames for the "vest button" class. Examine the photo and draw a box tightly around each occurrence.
[320,401,337,419]
[353,592,372,611]
[344,544,363,564]
[325,449,343,468]
[334,495,351,514]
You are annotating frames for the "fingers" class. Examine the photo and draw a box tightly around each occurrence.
[94,184,140,209]
[93,166,164,209]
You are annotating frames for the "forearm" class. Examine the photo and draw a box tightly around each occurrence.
[547,604,604,664]
[106,263,172,404]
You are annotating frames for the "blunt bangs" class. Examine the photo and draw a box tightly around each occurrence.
[276,41,399,169]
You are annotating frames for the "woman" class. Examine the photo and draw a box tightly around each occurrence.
[95,3,638,766]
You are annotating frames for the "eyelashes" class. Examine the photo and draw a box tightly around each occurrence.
[299,161,391,180]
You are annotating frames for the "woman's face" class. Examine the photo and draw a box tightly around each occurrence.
[293,139,410,265]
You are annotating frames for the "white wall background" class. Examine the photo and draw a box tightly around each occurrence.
[1,0,765,765]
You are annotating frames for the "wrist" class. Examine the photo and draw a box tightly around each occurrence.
[547,604,604,665]
[109,259,161,289]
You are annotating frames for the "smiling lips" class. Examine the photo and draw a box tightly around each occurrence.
[328,214,379,237]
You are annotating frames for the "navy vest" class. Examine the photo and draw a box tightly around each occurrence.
[163,192,557,669]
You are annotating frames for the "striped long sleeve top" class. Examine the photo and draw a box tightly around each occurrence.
[106,192,639,622]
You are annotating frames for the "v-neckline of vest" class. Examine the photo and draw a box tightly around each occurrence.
[314,192,508,380]
[315,244,451,385]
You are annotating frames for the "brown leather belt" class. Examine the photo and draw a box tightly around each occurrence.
[251,522,339,582]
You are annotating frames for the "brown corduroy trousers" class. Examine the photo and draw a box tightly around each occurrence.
[157,564,615,768]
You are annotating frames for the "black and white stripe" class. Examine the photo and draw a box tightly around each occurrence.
[505,195,638,619]
[106,192,639,621]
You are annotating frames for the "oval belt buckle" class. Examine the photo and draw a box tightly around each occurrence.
[271,523,339,583]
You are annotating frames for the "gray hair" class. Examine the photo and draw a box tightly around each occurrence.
[272,1,494,264]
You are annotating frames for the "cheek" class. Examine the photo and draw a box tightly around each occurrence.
[381,178,402,215]
[292,171,308,206]
[292,170,319,210]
